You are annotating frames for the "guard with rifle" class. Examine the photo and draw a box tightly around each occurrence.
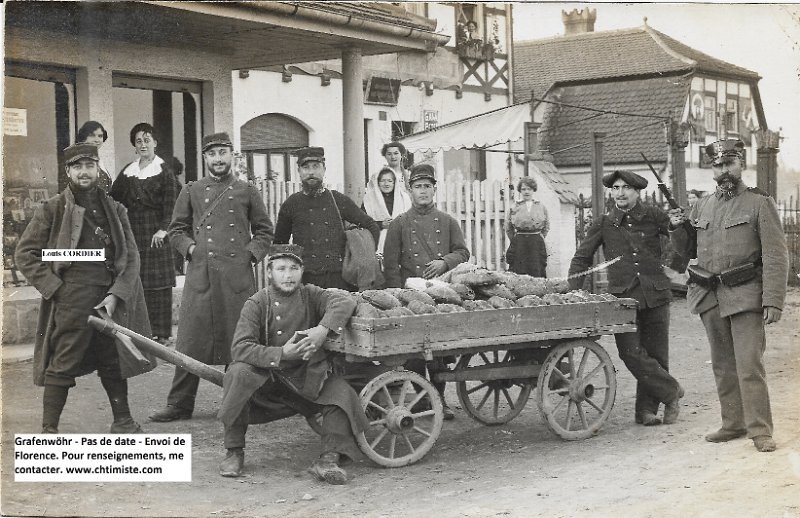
[569,170,684,427]
[668,139,788,453]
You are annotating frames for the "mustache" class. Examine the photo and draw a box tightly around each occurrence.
[716,174,740,185]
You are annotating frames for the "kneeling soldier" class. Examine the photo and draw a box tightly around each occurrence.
[217,244,368,483]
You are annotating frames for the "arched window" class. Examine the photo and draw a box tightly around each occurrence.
[240,113,309,182]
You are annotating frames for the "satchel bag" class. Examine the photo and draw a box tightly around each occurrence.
[329,191,384,290]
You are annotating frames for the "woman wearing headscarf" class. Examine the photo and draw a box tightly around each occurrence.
[505,176,549,277]
[110,122,178,343]
[76,120,113,193]
[362,166,411,255]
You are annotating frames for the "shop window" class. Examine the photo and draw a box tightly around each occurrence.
[704,95,717,133]
[3,62,75,282]
[726,98,739,134]
[240,113,309,182]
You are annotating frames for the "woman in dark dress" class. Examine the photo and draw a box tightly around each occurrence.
[110,123,178,343]
[505,176,549,276]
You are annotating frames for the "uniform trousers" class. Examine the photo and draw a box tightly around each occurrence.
[222,363,359,461]
[46,282,122,387]
[613,302,682,415]
[167,368,201,413]
[700,307,772,438]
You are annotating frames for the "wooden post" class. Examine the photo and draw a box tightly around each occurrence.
[756,129,781,199]
[342,46,365,204]
[590,132,606,291]
[670,118,688,207]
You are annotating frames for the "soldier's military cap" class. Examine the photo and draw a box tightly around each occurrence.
[602,170,648,189]
[268,244,304,265]
[63,143,100,165]
[294,147,326,166]
[408,163,437,185]
[705,139,744,165]
[201,132,233,152]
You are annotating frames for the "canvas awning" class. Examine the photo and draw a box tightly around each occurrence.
[399,102,530,152]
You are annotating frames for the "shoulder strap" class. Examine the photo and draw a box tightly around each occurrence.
[329,190,346,232]
[196,180,233,228]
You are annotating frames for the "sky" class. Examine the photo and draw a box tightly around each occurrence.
[510,2,800,171]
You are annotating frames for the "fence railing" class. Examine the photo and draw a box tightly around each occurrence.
[255,180,511,275]
[778,195,800,285]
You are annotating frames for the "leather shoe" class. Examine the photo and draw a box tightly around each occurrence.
[219,448,244,477]
[752,435,776,452]
[309,452,347,485]
[663,387,685,425]
[41,425,59,434]
[442,402,455,421]
[705,428,747,443]
[110,417,143,433]
[149,405,192,422]
[635,411,661,426]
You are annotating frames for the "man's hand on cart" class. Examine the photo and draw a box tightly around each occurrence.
[283,326,331,361]
[423,260,448,279]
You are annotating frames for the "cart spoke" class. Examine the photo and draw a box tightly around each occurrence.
[547,387,570,396]
[577,347,591,378]
[389,434,397,459]
[467,382,490,395]
[381,385,396,408]
[367,400,388,415]
[501,387,515,409]
[369,418,387,427]
[410,409,436,419]
[578,362,607,386]
[402,433,416,453]
[493,389,500,419]
[412,426,432,437]
[567,349,577,378]
[584,398,604,413]
[551,392,568,414]
[406,389,429,410]
[565,400,575,431]
[476,387,493,411]
[397,380,411,408]
[493,350,499,364]
[576,402,589,429]
[369,427,389,449]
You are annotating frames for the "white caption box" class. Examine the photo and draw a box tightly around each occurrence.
[42,249,105,261]
[14,434,191,482]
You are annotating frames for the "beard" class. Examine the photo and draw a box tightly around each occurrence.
[715,173,741,192]
[209,162,231,177]
[301,177,323,194]
[270,280,300,296]
[68,177,99,192]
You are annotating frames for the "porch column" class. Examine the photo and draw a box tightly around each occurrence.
[342,46,365,204]
[590,132,606,291]
[75,64,114,175]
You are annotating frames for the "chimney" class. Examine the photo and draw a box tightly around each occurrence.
[562,8,597,35]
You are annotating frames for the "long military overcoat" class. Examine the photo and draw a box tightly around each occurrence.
[168,172,274,364]
[15,187,153,386]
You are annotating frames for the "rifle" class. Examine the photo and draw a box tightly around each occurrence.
[640,152,679,209]
[640,152,694,272]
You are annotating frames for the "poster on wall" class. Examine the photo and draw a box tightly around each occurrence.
[3,107,28,136]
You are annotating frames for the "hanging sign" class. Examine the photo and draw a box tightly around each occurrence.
[423,110,438,131]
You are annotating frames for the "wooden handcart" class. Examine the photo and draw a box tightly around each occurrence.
[88,297,636,469]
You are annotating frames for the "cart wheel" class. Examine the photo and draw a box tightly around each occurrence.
[455,351,533,425]
[536,339,616,440]
[356,370,444,468]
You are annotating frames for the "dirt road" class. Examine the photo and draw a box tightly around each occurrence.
[2,290,799,518]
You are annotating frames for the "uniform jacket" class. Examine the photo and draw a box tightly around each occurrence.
[671,184,788,317]
[168,172,274,364]
[569,202,672,308]
[15,187,152,386]
[217,284,367,435]
[382,204,471,288]
[274,189,380,275]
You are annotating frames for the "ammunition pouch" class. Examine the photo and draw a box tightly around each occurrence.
[687,265,717,289]
[687,260,760,289]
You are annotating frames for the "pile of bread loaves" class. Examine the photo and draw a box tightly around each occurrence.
[327,267,618,319]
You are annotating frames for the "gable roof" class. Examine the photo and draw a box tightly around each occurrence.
[513,25,760,104]
[539,75,692,168]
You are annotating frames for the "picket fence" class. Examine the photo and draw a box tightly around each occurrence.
[254,180,512,283]
[778,194,800,285]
